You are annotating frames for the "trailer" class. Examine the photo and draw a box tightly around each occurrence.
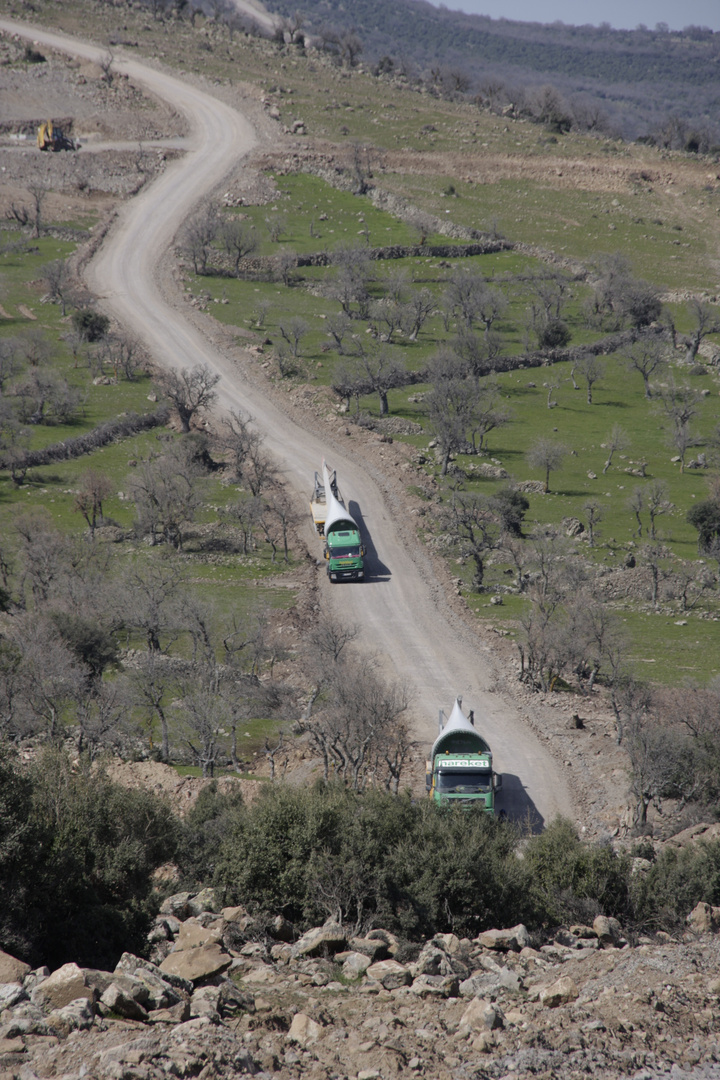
[310,461,365,582]
[426,698,502,813]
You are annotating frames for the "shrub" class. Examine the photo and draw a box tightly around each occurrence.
[687,499,720,553]
[537,318,571,349]
[631,840,720,931]
[522,817,632,925]
[72,308,110,343]
[0,746,180,970]
[214,781,529,937]
[176,781,245,889]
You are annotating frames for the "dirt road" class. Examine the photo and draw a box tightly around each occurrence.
[0,17,575,826]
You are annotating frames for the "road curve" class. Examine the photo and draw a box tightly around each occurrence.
[1,18,575,826]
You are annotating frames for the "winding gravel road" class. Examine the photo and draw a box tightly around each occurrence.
[1,18,575,826]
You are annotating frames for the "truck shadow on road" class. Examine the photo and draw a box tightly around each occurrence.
[497,774,544,833]
[348,501,391,583]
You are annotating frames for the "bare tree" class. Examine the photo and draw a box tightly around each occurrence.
[223,495,261,555]
[123,650,174,760]
[278,316,309,358]
[41,259,74,316]
[14,327,53,368]
[329,244,372,319]
[0,340,23,391]
[684,298,720,365]
[262,486,301,563]
[218,408,262,480]
[439,491,500,590]
[128,440,204,549]
[10,614,87,739]
[223,218,258,275]
[179,205,219,275]
[74,683,127,759]
[370,299,406,343]
[307,655,410,790]
[339,345,407,417]
[404,287,435,340]
[623,334,667,397]
[326,312,353,355]
[583,499,604,547]
[575,354,604,404]
[74,469,114,537]
[641,541,670,607]
[602,424,630,474]
[154,363,220,433]
[117,560,185,654]
[9,183,49,238]
[426,351,476,476]
[526,437,568,493]
[646,478,671,539]
[628,485,645,538]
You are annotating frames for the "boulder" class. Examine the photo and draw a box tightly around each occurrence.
[187,887,221,915]
[99,982,149,1022]
[287,1012,323,1045]
[44,997,95,1036]
[432,932,461,955]
[477,924,530,951]
[217,982,255,1017]
[593,915,624,947]
[342,952,371,980]
[409,974,459,998]
[175,920,223,951]
[291,923,347,959]
[461,997,504,1031]
[348,936,390,962]
[222,905,247,923]
[0,950,31,985]
[159,891,194,919]
[410,945,454,978]
[30,964,96,1012]
[241,964,278,985]
[271,916,295,943]
[538,975,579,1008]
[159,943,232,983]
[146,999,191,1024]
[115,953,192,996]
[687,902,720,933]
[0,984,27,1010]
[366,960,412,990]
[189,986,220,1020]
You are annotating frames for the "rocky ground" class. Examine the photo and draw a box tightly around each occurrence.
[4,887,720,1080]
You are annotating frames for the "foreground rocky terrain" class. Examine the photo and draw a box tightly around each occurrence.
[3,887,720,1080]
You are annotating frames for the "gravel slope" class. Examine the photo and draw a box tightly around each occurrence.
[0,16,575,827]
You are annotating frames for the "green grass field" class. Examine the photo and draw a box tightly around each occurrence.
[3,2,720,689]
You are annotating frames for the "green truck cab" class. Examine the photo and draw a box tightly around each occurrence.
[426,698,502,813]
[310,461,365,583]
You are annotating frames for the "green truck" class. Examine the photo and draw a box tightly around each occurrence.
[310,461,365,583]
[426,698,502,813]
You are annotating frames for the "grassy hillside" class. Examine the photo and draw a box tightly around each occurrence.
[2,0,720,692]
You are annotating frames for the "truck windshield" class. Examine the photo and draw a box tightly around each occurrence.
[436,769,492,794]
[330,545,361,559]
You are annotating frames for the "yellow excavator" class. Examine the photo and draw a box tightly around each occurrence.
[37,120,76,152]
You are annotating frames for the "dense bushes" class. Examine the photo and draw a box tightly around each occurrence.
[5,754,720,971]
[632,841,720,931]
[208,785,720,938]
[212,782,529,937]
[0,746,179,970]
